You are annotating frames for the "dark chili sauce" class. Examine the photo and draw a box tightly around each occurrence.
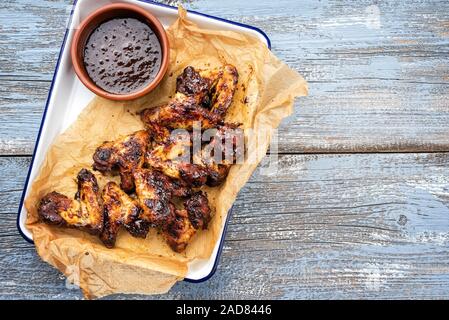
[83,17,162,94]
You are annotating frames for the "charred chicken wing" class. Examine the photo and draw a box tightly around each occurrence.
[145,130,209,187]
[38,169,103,234]
[140,93,223,132]
[163,209,196,253]
[133,168,192,229]
[93,130,150,193]
[140,64,238,131]
[163,192,211,252]
[195,125,244,186]
[146,124,243,187]
[184,191,212,230]
[202,64,239,117]
[176,66,212,106]
[100,181,149,248]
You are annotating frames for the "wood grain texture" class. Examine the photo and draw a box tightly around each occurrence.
[2,154,449,299]
[0,81,48,155]
[1,0,449,154]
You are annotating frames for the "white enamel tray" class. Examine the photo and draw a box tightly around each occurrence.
[17,0,270,282]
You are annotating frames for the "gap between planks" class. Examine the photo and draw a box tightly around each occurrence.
[4,150,449,159]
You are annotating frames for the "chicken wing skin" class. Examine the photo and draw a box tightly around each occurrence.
[163,209,196,253]
[194,125,244,186]
[100,182,149,248]
[203,64,239,117]
[163,192,211,252]
[93,130,150,193]
[145,130,209,187]
[38,169,103,235]
[133,168,192,229]
[145,124,244,187]
[140,93,223,131]
[145,156,209,188]
[176,66,212,106]
[145,124,243,187]
[182,64,238,114]
[140,64,238,131]
[184,191,211,230]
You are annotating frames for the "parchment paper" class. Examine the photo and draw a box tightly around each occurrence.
[24,7,308,299]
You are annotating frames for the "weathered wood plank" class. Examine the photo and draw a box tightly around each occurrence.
[2,0,449,154]
[2,153,449,299]
[0,0,71,80]
[0,157,30,215]
[0,81,48,155]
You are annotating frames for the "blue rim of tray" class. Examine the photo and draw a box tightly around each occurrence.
[16,0,271,282]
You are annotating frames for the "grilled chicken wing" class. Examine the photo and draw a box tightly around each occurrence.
[163,192,211,252]
[176,66,212,106]
[141,94,223,132]
[179,64,239,115]
[163,209,196,253]
[145,156,209,188]
[140,64,238,131]
[184,191,211,230]
[93,130,150,193]
[146,124,242,187]
[202,64,239,117]
[195,125,244,186]
[100,182,149,248]
[133,168,192,229]
[38,169,103,234]
[145,130,209,187]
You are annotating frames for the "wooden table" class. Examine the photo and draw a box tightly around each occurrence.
[1,0,449,299]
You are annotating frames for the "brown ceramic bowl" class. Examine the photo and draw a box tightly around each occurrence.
[71,3,169,101]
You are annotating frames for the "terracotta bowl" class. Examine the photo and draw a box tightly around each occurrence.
[70,3,169,101]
